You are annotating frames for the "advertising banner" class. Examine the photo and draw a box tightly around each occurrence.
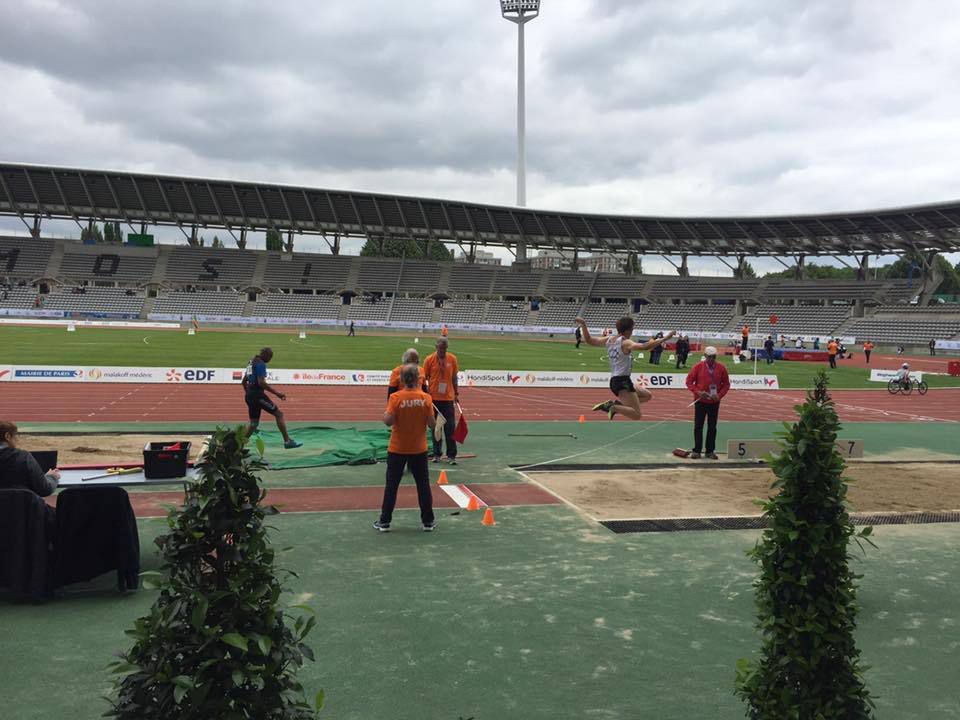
[0,318,177,329]
[869,369,923,382]
[730,375,781,390]
[10,367,87,381]
[5,364,781,389]
[0,309,65,318]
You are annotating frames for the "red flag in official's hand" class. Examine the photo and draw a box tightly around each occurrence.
[452,403,469,444]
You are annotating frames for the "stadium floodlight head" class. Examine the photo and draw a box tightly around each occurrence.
[500,0,540,22]
[500,0,540,262]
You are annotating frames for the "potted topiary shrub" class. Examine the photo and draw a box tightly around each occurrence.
[107,426,323,719]
[735,371,874,719]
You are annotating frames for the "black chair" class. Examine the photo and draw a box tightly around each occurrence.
[54,487,140,592]
[0,488,55,601]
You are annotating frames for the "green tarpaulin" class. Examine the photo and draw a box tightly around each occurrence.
[256,425,394,469]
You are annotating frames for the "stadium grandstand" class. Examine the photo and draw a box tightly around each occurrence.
[2,162,960,348]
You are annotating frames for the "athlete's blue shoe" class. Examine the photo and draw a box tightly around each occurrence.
[283,439,303,449]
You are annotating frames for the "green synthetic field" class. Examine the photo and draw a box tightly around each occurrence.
[4,514,958,720]
[3,325,960,389]
[3,422,960,719]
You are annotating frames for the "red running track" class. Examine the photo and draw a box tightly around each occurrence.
[4,383,959,424]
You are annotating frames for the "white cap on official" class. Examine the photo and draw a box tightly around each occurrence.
[704,346,718,356]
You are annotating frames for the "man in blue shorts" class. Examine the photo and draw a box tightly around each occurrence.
[242,347,301,448]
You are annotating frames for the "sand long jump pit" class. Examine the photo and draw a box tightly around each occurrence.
[523,462,960,533]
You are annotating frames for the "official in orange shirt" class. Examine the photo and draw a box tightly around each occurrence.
[387,348,427,397]
[741,324,750,354]
[863,340,875,364]
[374,364,437,532]
[827,339,839,369]
[423,338,460,464]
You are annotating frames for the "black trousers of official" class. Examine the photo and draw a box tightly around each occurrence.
[693,401,720,454]
[864,350,872,364]
[829,354,837,369]
[379,452,434,526]
[431,400,457,459]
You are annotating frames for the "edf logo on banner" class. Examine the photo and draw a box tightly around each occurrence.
[166,369,216,382]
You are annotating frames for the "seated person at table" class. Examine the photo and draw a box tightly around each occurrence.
[0,420,60,497]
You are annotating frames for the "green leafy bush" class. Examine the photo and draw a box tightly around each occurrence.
[107,426,322,719]
[735,371,874,719]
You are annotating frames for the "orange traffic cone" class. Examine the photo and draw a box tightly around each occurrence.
[578,414,586,423]
[437,470,448,485]
[466,494,480,512]
[481,507,496,526]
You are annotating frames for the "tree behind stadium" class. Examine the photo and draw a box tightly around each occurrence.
[360,237,452,261]
[107,427,323,719]
[735,371,874,719]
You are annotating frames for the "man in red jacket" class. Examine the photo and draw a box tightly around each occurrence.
[685,346,730,460]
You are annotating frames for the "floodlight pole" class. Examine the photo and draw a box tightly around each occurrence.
[517,19,526,210]
[501,1,540,262]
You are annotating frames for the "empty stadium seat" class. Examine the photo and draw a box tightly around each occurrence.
[0,237,55,279]
[840,317,960,344]
[165,247,258,286]
[152,291,247,316]
[590,274,649,298]
[42,289,144,315]
[439,299,487,324]
[741,305,851,337]
[485,301,529,324]
[544,271,593,297]
[251,293,341,320]
[395,260,441,295]
[389,298,435,322]
[357,260,403,294]
[492,270,543,296]
[636,304,734,333]
[536,302,582,326]
[343,298,390,321]
[449,265,496,295]
[263,253,353,291]
[650,277,760,301]
[581,302,631,327]
[0,286,37,309]
[58,246,156,284]
[761,280,884,303]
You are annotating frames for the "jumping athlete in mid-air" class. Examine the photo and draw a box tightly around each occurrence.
[242,347,302,448]
[575,316,675,420]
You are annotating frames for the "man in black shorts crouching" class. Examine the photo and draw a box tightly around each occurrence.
[242,347,301,448]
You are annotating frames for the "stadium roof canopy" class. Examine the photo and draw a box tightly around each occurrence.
[2,162,960,256]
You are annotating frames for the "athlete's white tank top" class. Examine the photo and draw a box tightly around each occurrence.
[606,334,633,377]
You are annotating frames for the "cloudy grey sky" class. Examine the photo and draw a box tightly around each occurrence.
[2,0,958,273]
